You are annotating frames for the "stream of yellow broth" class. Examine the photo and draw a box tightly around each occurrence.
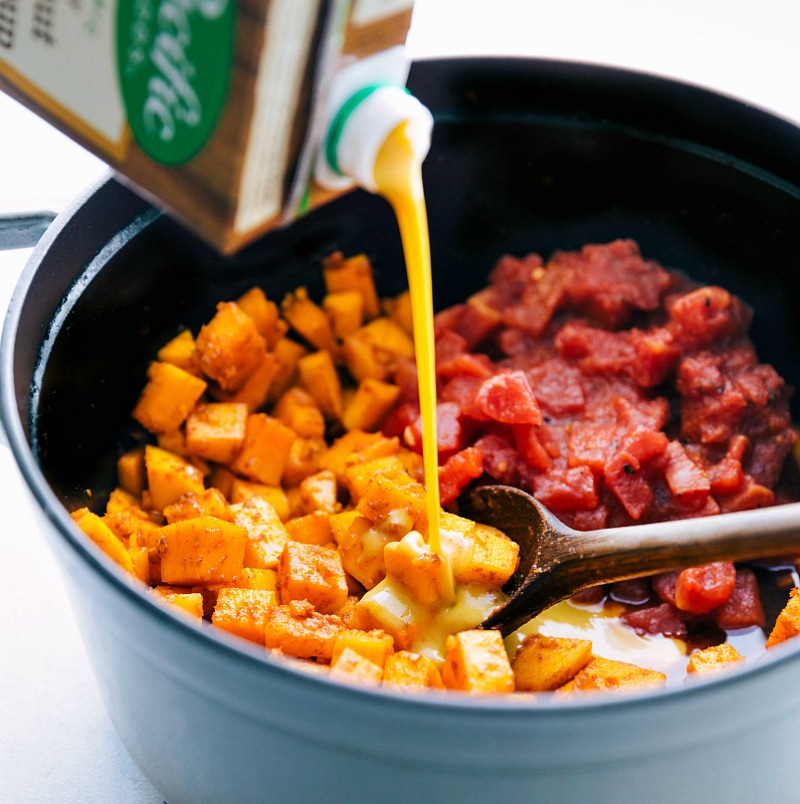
[373,120,442,557]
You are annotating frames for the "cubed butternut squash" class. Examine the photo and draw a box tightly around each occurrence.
[342,378,401,432]
[277,541,349,614]
[230,414,296,486]
[281,287,339,356]
[329,646,384,685]
[441,629,515,694]
[144,445,206,512]
[322,252,380,320]
[236,286,288,347]
[262,599,344,660]
[331,628,394,668]
[154,585,205,618]
[162,488,231,524]
[132,361,207,434]
[185,402,248,464]
[383,650,444,690]
[384,530,455,607]
[230,497,290,570]
[766,588,800,647]
[195,301,267,391]
[157,329,201,375]
[686,642,744,675]
[297,350,343,421]
[570,656,667,693]
[285,511,334,546]
[273,387,326,440]
[511,633,593,692]
[159,515,247,585]
[211,587,278,644]
[71,508,134,573]
[323,290,364,339]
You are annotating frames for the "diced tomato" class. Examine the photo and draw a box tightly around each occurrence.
[381,401,419,439]
[712,567,765,630]
[717,475,775,513]
[438,446,485,507]
[437,352,495,380]
[403,401,464,459]
[652,571,679,606]
[473,433,524,486]
[621,602,688,639]
[435,329,468,364]
[662,440,711,506]
[674,561,737,615]
[473,370,542,425]
[512,424,554,471]
[668,286,751,348]
[603,448,652,519]
[567,422,619,473]
[628,326,681,387]
[531,465,598,511]
[456,289,504,348]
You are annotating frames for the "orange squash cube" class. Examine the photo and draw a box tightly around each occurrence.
[331,628,394,668]
[236,286,288,347]
[195,301,267,391]
[285,511,334,546]
[323,290,364,339]
[356,472,428,537]
[511,633,593,692]
[162,488,231,524]
[570,656,667,693]
[330,646,384,685]
[230,413,296,486]
[297,349,343,421]
[281,287,339,356]
[383,650,444,691]
[214,352,280,412]
[282,437,327,487]
[144,445,206,512]
[322,252,380,320]
[211,587,278,644]
[159,515,247,585]
[342,378,401,432]
[266,336,308,403]
[154,585,205,618]
[273,387,326,439]
[263,599,344,660]
[320,429,400,485]
[117,446,147,496]
[277,542,349,614]
[384,531,455,607]
[230,497,290,570]
[441,630,515,694]
[71,508,134,573]
[342,317,414,382]
[185,402,248,464]
[132,361,207,434]
[766,588,800,647]
[229,480,290,520]
[686,642,744,675]
[157,329,201,375]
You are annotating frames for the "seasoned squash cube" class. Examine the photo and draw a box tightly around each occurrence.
[356,472,428,536]
[383,650,444,691]
[154,585,204,618]
[330,646,384,686]
[342,317,414,382]
[382,290,413,336]
[323,290,364,339]
[273,387,326,439]
[163,488,231,524]
[458,519,520,587]
[320,429,400,485]
[237,567,278,590]
[277,542,349,614]
[195,301,267,391]
[229,480,290,520]
[282,437,327,487]
[71,508,134,573]
[144,445,206,512]
[236,286,288,347]
[338,516,394,590]
[297,469,338,515]
[342,378,401,432]
[281,287,339,356]
[322,252,380,320]
[262,599,343,660]
[331,628,394,668]
[185,402,248,464]
[211,587,278,644]
[511,633,593,692]
[297,350,343,421]
[441,629,515,694]
[686,642,744,675]
[157,329,201,375]
[230,497,290,570]
[384,531,455,607]
[132,361,207,434]
[285,511,334,546]
[343,455,409,502]
[766,588,800,647]
[214,352,280,412]
[117,446,146,496]
[570,656,667,693]
[266,337,308,403]
[159,515,247,585]
[230,413,296,486]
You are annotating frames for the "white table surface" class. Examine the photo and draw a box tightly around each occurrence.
[2,2,800,801]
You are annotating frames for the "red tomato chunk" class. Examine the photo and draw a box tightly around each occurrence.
[383,239,800,646]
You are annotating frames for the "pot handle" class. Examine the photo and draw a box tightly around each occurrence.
[0,212,57,251]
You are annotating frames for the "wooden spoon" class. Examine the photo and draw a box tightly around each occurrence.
[459,485,800,635]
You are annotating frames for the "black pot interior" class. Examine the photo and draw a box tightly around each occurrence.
[19,57,800,512]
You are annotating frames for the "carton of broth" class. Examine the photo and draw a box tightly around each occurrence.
[0,0,415,253]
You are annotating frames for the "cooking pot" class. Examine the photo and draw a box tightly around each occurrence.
[3,58,800,803]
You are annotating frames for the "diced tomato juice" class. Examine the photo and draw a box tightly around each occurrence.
[384,239,800,647]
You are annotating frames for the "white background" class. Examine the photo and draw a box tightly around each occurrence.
[2,1,800,801]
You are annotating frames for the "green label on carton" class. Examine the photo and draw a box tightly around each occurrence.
[116,0,235,165]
